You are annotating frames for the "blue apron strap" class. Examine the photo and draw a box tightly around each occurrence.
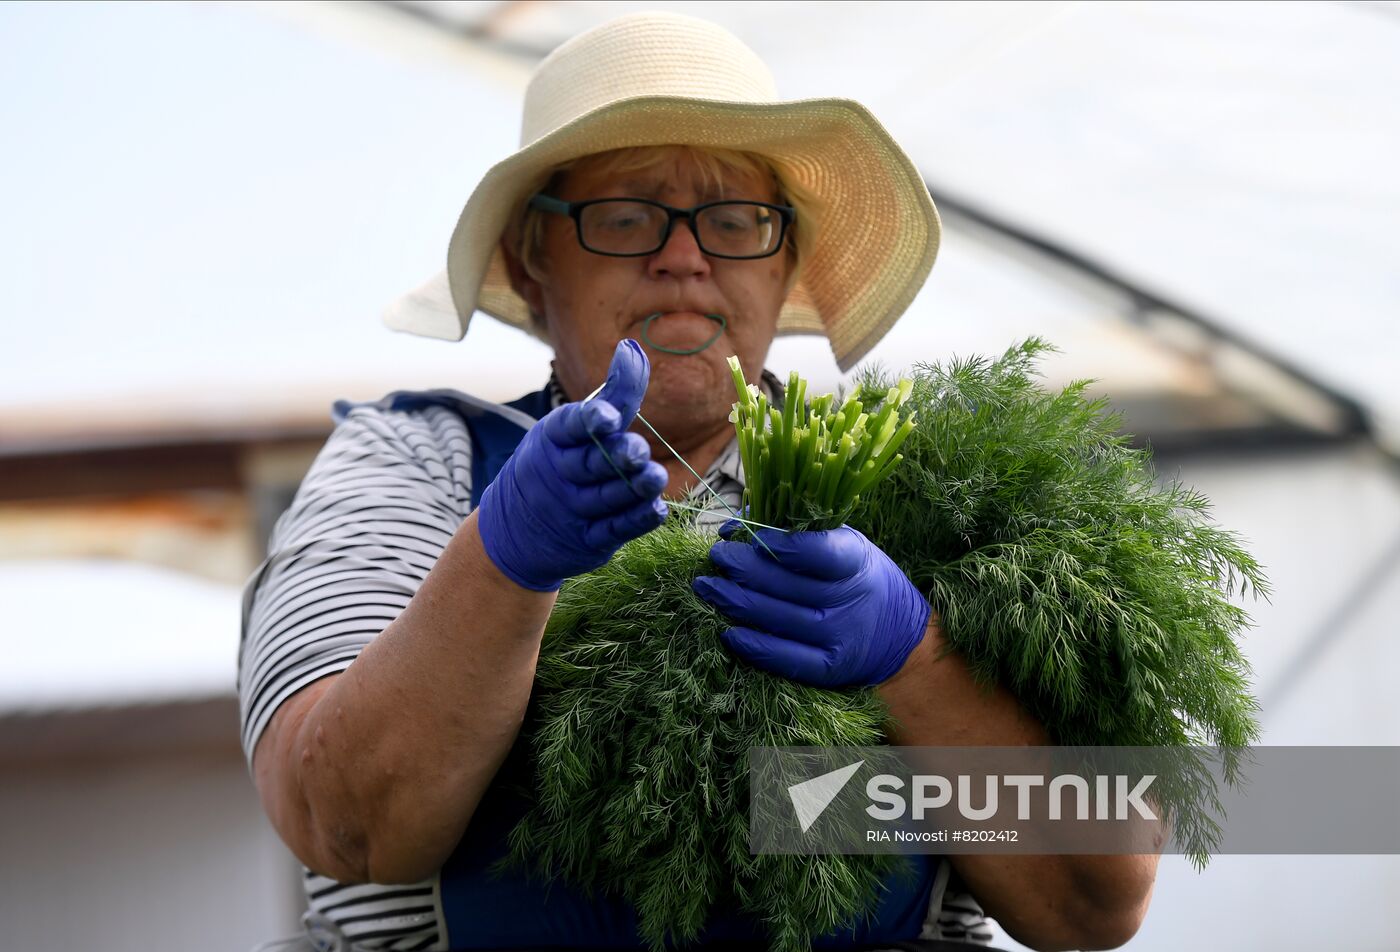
[330,384,555,510]
[466,385,555,509]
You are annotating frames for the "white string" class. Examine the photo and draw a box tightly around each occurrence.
[581,381,787,554]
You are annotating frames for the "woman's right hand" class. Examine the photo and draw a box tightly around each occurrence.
[477,338,669,591]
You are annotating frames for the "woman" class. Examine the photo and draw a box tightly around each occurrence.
[239,12,1157,952]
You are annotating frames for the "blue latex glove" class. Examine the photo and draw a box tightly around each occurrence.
[692,522,931,688]
[478,339,669,591]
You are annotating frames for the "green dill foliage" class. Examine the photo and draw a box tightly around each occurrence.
[498,337,1268,943]
[498,517,912,952]
[845,338,1269,863]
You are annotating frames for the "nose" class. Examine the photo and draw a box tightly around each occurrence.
[647,215,711,281]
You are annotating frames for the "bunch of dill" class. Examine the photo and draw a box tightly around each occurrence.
[498,337,1267,945]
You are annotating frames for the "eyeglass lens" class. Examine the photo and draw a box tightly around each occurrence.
[579,201,779,257]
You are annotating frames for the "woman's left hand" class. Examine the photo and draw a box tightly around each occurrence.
[692,522,931,688]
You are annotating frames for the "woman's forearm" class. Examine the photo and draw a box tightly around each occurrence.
[877,617,1162,951]
[253,508,556,884]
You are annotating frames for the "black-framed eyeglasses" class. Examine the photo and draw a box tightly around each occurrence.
[529,194,795,259]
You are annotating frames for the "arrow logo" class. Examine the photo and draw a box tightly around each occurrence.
[787,760,864,833]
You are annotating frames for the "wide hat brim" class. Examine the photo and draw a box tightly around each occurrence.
[384,94,941,374]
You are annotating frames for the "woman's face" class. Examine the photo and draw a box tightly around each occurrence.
[507,148,792,438]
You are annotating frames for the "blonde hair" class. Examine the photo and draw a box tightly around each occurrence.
[502,145,823,340]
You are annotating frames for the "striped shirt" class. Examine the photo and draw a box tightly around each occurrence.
[236,368,991,951]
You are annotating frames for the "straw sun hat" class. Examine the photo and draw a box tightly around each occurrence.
[385,10,940,373]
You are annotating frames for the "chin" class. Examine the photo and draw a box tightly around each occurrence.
[643,359,729,422]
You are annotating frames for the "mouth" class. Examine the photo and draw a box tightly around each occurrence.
[636,311,727,356]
